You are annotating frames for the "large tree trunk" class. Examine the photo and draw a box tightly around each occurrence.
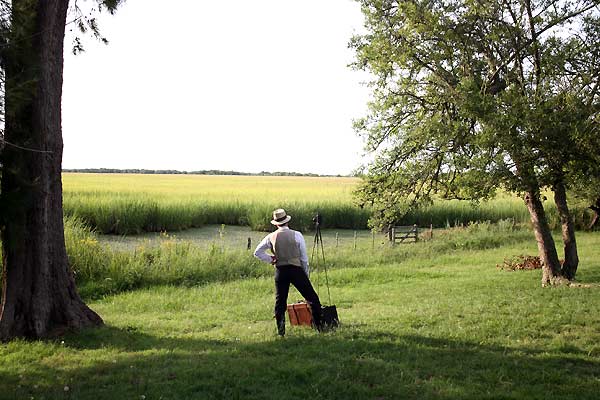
[589,197,600,230]
[523,190,564,286]
[0,0,103,340]
[553,181,578,280]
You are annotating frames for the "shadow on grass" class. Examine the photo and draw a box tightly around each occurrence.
[5,325,599,400]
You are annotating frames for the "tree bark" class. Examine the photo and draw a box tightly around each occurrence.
[0,0,103,340]
[553,181,578,280]
[523,190,564,286]
[589,197,600,230]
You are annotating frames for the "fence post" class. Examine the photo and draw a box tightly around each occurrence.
[391,227,396,245]
[429,224,433,240]
[414,224,419,242]
[336,232,339,248]
[353,231,357,250]
[247,237,251,250]
[372,230,375,250]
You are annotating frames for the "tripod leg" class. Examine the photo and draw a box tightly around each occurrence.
[311,228,320,295]
[316,226,332,306]
[318,227,326,264]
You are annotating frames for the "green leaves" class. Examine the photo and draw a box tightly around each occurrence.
[68,0,126,54]
[351,0,600,228]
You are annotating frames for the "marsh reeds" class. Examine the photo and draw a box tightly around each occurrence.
[62,173,593,234]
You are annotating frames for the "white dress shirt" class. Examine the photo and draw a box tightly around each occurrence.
[253,226,310,276]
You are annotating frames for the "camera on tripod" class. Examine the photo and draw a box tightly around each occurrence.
[312,213,322,226]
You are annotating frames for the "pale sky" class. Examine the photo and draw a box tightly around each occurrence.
[62,0,372,175]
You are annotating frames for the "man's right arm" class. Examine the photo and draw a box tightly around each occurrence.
[253,234,275,264]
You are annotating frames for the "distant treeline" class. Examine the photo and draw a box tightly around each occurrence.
[62,168,345,177]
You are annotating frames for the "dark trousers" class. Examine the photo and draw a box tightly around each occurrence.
[274,265,322,324]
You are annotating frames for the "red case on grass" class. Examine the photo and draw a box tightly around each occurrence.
[287,302,313,326]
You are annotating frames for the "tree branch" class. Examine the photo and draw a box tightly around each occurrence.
[489,0,600,86]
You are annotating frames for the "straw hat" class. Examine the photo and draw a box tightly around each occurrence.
[271,208,292,226]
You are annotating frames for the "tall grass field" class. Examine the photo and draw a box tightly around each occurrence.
[62,174,369,233]
[62,173,592,235]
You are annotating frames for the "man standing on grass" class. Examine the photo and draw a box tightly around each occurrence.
[254,208,323,336]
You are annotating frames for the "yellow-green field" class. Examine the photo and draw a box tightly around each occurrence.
[62,173,359,203]
[62,173,591,235]
[62,173,369,234]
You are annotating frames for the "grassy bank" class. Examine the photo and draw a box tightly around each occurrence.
[65,217,535,299]
[63,192,370,234]
[1,223,599,399]
[400,193,593,231]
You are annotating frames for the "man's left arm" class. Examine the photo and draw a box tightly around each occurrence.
[296,231,310,276]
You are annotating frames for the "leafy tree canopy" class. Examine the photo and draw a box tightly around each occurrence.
[352,0,600,229]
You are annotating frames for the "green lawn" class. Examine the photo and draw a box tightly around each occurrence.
[1,230,599,399]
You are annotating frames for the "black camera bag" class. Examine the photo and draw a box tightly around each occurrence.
[321,305,339,329]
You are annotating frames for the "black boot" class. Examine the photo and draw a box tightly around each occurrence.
[276,314,286,336]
